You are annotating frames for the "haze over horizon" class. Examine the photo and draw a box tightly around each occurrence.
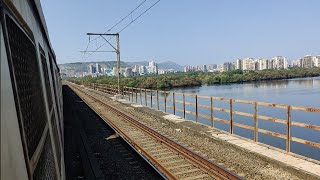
[41,0,320,65]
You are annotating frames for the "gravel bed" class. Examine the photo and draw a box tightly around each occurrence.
[85,88,320,180]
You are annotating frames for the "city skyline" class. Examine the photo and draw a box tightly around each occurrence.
[60,54,320,78]
[59,53,320,66]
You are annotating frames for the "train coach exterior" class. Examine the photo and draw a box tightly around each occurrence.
[1,0,64,179]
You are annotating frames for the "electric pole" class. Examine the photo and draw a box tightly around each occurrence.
[116,34,121,94]
[85,33,121,94]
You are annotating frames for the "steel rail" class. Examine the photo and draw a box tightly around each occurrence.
[70,84,243,180]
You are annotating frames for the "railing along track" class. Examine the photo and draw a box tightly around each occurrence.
[69,83,243,180]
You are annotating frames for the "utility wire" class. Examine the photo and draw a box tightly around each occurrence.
[119,0,160,33]
[81,0,149,60]
[86,0,161,57]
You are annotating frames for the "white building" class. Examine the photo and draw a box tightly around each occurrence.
[242,58,256,71]
[236,59,242,70]
[124,67,133,77]
[302,55,314,68]
[217,64,223,72]
[222,62,233,72]
[292,59,303,68]
[139,65,147,75]
[148,60,158,74]
[133,64,140,73]
[158,69,176,74]
[258,59,269,70]
[96,63,102,73]
[207,64,217,71]
[184,66,196,72]
[88,64,96,74]
[272,56,288,69]
[313,55,320,67]
[112,67,117,76]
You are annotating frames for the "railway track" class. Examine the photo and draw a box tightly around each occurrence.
[63,86,163,179]
[69,83,243,180]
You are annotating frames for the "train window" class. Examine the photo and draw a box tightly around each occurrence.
[51,112,61,172]
[5,15,47,158]
[49,55,64,143]
[33,133,57,180]
[48,55,59,118]
[39,45,53,110]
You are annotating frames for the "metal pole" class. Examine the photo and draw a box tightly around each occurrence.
[157,90,159,110]
[230,99,233,134]
[151,90,153,108]
[128,87,130,101]
[131,87,134,101]
[140,88,142,105]
[183,94,186,119]
[254,102,258,142]
[173,93,176,115]
[145,89,147,106]
[164,93,167,112]
[286,106,292,153]
[211,97,213,127]
[135,88,138,103]
[195,95,198,123]
[116,33,121,94]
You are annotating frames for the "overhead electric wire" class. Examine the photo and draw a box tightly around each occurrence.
[85,0,161,57]
[81,0,148,60]
[119,0,160,33]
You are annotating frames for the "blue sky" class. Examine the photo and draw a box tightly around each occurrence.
[41,0,320,65]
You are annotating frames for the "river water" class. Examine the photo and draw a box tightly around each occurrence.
[162,77,320,160]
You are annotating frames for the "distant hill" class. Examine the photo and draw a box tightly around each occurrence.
[59,61,183,76]
[125,61,149,67]
[157,61,184,71]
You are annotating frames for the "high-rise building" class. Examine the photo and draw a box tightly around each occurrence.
[112,67,117,76]
[258,59,269,70]
[88,64,96,74]
[272,56,288,69]
[124,67,133,77]
[222,62,233,72]
[96,63,102,73]
[302,55,314,68]
[139,65,147,75]
[184,66,188,72]
[292,59,303,68]
[236,59,242,70]
[242,58,255,71]
[313,56,320,67]
[148,60,158,74]
[158,69,176,74]
[207,64,217,70]
[184,66,196,72]
[217,64,223,72]
[133,64,140,73]
[267,59,274,69]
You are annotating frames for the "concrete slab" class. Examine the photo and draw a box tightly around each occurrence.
[131,104,144,108]
[219,136,240,141]
[292,163,320,174]
[238,143,266,151]
[117,99,127,102]
[227,139,249,145]
[163,114,186,123]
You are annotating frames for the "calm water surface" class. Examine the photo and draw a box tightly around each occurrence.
[171,76,320,108]
[164,77,320,160]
